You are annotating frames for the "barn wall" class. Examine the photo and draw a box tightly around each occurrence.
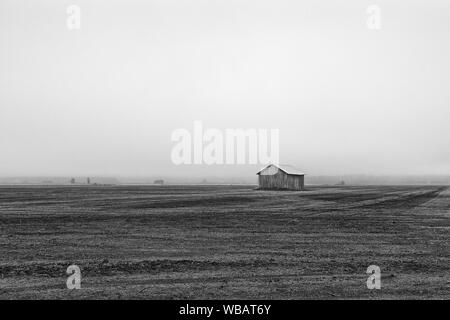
[258,171,304,190]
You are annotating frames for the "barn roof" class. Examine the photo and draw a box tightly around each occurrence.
[257,164,305,176]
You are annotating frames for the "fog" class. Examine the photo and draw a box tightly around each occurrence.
[1,0,449,179]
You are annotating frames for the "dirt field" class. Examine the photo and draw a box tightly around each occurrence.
[0,185,449,299]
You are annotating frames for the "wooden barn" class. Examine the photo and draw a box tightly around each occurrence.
[256,164,305,191]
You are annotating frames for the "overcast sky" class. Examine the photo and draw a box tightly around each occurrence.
[0,0,449,178]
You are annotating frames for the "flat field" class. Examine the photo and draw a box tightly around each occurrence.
[0,185,449,299]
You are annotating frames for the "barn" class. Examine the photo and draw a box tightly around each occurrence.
[256,164,305,191]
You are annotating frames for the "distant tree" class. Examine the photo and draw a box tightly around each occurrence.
[70,178,76,184]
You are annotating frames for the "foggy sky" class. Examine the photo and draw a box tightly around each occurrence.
[1,0,449,178]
